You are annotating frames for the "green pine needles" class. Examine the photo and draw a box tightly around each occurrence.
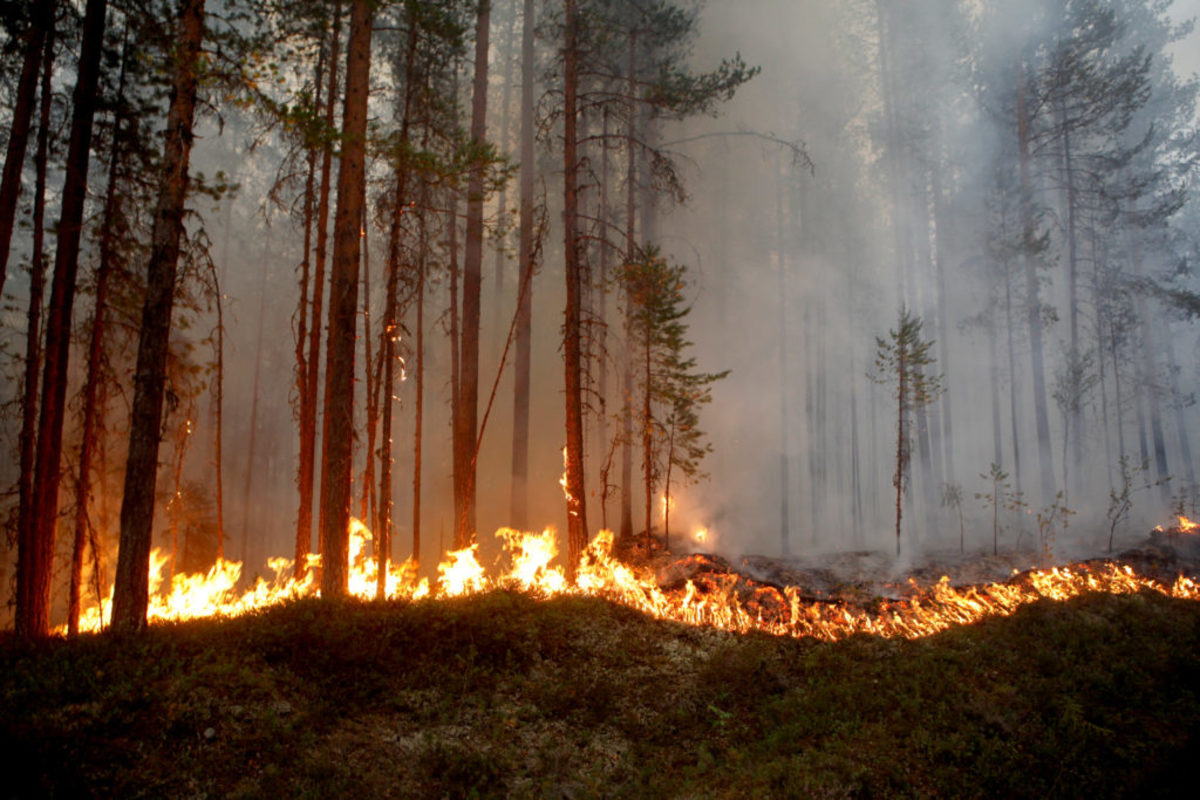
[870,307,944,556]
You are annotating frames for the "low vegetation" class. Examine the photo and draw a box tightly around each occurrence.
[2,589,1198,798]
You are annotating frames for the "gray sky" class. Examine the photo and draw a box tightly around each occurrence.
[1170,0,1200,78]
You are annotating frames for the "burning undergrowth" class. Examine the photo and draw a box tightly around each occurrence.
[57,516,1200,644]
[4,574,1199,798]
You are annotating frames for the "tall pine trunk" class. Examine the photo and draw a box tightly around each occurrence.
[300,13,341,574]
[1016,62,1057,507]
[111,0,205,632]
[319,0,373,597]
[457,0,491,547]
[293,42,324,578]
[15,19,55,630]
[19,0,107,639]
[71,23,124,633]
[619,30,638,542]
[509,0,536,529]
[562,0,588,577]
[378,17,419,596]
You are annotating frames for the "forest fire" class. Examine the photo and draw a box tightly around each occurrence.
[63,521,1200,639]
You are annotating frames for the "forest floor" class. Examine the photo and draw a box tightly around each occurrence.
[3,538,1200,799]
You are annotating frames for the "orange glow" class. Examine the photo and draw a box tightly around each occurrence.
[1179,515,1199,533]
[62,519,1200,640]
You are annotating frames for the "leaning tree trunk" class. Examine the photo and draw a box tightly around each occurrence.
[18,0,107,639]
[562,0,589,578]
[111,0,206,632]
[318,0,373,598]
[0,0,56,297]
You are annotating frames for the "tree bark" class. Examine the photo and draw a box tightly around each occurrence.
[562,0,589,577]
[0,0,56,297]
[19,0,107,639]
[71,21,124,634]
[1016,62,1057,507]
[15,19,55,633]
[111,0,205,632]
[619,30,638,542]
[318,0,373,598]
[303,11,342,573]
[457,0,491,547]
[509,0,536,529]
[294,41,324,579]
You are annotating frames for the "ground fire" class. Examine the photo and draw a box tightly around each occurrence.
[63,519,1200,640]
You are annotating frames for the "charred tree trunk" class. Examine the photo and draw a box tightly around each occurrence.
[642,316,653,552]
[509,0,536,529]
[1004,264,1023,498]
[361,210,378,529]
[16,20,56,630]
[0,0,55,296]
[895,347,907,557]
[776,163,790,557]
[619,30,638,543]
[562,0,589,577]
[379,19,420,594]
[412,179,428,568]
[457,0,491,547]
[212,271,225,560]
[19,0,107,639]
[1016,62,1057,507]
[71,23,124,634]
[491,2,517,361]
[111,0,205,632]
[301,12,341,574]
[240,250,268,565]
[293,42,324,579]
[319,0,373,598]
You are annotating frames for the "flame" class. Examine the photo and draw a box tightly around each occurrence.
[62,519,1200,641]
[693,527,708,545]
[1179,515,1199,533]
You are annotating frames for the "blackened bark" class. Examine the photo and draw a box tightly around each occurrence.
[19,0,107,639]
[111,0,205,632]
[457,0,491,547]
[306,12,341,570]
[294,44,323,578]
[71,22,124,634]
[562,0,588,577]
[15,20,55,632]
[0,0,56,296]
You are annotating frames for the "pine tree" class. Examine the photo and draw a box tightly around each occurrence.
[870,308,944,556]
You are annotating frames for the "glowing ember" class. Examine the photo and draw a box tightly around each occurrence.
[63,520,1200,640]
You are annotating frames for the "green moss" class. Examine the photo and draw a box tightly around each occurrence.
[2,589,1198,798]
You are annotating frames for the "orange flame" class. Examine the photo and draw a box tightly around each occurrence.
[1179,515,1199,533]
[63,521,1200,640]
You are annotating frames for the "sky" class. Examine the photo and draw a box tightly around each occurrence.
[1170,0,1200,78]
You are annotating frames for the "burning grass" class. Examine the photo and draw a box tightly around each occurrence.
[3,586,1200,798]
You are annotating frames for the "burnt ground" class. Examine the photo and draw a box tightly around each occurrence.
[615,525,1200,621]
